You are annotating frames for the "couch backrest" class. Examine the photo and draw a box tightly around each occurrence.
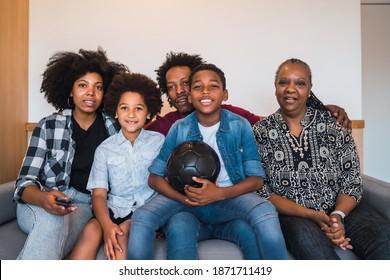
[0,181,17,225]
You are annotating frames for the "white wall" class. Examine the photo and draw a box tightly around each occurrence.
[28,0,362,122]
[361,4,390,182]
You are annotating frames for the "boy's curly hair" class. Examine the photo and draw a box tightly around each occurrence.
[41,47,128,111]
[155,52,204,106]
[104,73,163,125]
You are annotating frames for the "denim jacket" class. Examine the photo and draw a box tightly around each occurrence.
[148,109,265,185]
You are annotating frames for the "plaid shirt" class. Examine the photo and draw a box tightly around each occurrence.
[14,109,119,203]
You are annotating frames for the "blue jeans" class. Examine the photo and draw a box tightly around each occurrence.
[279,201,390,260]
[163,212,260,259]
[128,193,288,260]
[16,187,92,260]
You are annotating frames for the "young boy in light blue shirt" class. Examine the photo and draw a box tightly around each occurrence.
[128,64,288,260]
[69,73,164,260]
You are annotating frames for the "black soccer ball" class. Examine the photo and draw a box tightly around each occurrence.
[166,140,221,194]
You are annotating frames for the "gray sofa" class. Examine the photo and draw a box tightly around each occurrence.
[1,174,389,260]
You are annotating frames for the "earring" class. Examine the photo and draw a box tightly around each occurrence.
[67,95,74,108]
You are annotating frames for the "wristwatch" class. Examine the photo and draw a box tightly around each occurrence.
[330,210,346,223]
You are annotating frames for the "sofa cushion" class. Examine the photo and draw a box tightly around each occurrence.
[0,219,26,260]
[97,238,244,260]
[0,181,17,225]
[361,174,390,221]
[153,239,244,260]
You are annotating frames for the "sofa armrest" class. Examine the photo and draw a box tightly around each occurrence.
[361,174,390,221]
[0,181,17,225]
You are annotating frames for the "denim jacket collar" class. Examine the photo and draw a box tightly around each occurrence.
[186,109,230,137]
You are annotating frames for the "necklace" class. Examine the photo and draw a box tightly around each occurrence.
[287,129,308,158]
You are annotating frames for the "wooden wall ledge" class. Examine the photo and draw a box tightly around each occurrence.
[351,120,365,129]
[26,123,37,132]
[26,120,365,132]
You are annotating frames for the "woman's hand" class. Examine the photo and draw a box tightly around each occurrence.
[322,216,353,250]
[20,186,77,215]
[42,190,77,215]
[307,209,352,250]
[307,209,332,228]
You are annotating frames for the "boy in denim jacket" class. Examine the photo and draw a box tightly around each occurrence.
[128,64,288,260]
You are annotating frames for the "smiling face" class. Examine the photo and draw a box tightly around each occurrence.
[189,69,228,126]
[71,72,104,117]
[166,66,195,117]
[116,91,150,143]
[275,63,312,118]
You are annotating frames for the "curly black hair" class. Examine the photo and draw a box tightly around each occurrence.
[275,58,326,111]
[189,63,227,91]
[40,47,129,111]
[155,52,204,103]
[104,73,163,125]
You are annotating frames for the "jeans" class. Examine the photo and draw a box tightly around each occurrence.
[163,212,260,259]
[128,193,288,260]
[16,187,92,260]
[279,201,390,260]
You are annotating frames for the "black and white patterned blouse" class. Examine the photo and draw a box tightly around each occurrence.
[253,107,362,214]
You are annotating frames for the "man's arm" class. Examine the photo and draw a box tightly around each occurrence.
[221,104,261,126]
[325,104,352,132]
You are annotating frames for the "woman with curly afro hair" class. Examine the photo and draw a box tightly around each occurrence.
[14,47,128,259]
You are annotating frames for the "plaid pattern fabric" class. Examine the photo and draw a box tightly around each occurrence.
[14,109,119,202]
